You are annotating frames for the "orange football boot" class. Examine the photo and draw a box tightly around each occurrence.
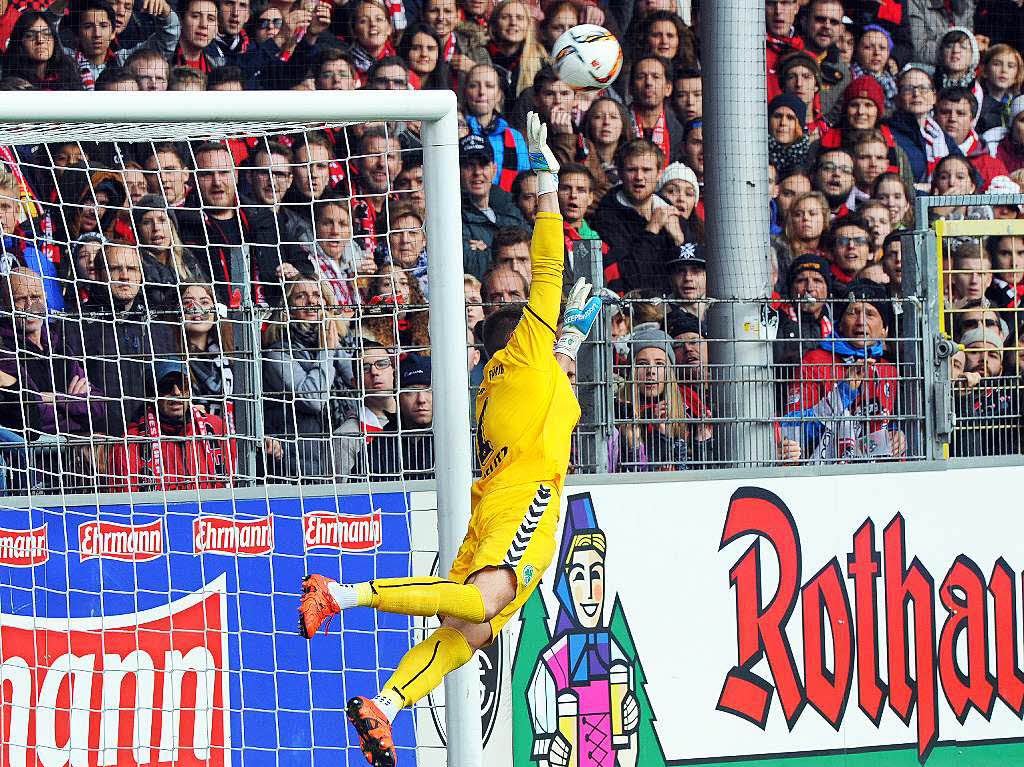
[346,696,397,767]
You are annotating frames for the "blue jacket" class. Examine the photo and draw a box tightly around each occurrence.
[889,110,961,183]
[467,115,530,191]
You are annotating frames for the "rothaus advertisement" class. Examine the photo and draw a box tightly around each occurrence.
[502,472,1024,766]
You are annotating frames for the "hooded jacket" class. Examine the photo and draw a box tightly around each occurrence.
[889,109,962,182]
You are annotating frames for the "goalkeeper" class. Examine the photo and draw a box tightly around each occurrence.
[297,112,602,767]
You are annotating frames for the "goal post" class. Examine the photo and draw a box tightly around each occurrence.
[0,89,481,765]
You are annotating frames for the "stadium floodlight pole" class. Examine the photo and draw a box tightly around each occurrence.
[700,0,776,466]
[0,89,482,766]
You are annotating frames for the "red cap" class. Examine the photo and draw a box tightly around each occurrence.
[842,75,886,113]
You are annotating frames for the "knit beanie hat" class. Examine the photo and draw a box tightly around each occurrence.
[768,92,808,128]
[627,324,676,361]
[778,50,821,88]
[656,162,700,205]
[131,193,179,237]
[1010,94,1024,124]
[842,75,885,114]
[843,279,894,332]
[787,253,832,291]
[960,326,1004,349]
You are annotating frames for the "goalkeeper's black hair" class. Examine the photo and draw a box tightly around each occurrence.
[482,303,525,358]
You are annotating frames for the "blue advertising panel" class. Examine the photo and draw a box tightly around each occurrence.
[0,491,418,767]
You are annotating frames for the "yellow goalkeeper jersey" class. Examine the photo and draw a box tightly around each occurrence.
[472,212,580,499]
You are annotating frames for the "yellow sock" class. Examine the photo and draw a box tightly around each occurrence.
[381,627,474,708]
[362,576,486,624]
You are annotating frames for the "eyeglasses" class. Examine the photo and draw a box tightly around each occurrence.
[362,358,393,372]
[258,17,283,28]
[23,28,53,41]
[813,14,842,25]
[371,75,408,87]
[835,235,869,247]
[898,84,933,95]
[820,162,853,175]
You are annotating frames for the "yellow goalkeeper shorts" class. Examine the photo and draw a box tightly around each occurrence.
[448,481,560,637]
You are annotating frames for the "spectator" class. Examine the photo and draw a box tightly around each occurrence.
[777,170,812,221]
[132,194,202,307]
[826,216,873,286]
[142,142,191,206]
[934,85,1008,188]
[951,298,1008,342]
[889,63,959,186]
[510,171,538,223]
[124,48,171,90]
[480,263,526,314]
[538,1,577,52]
[984,234,1024,308]
[262,277,350,479]
[1,12,83,90]
[798,0,851,112]
[774,190,829,271]
[395,352,433,479]
[208,64,245,89]
[347,0,397,83]
[312,48,358,90]
[775,252,834,366]
[528,65,576,139]
[174,0,226,71]
[784,279,904,462]
[486,0,546,101]
[778,51,827,139]
[851,25,898,109]
[767,93,813,178]
[107,359,236,490]
[666,308,714,463]
[80,241,176,435]
[346,127,402,248]
[0,268,102,438]
[950,325,1021,457]
[420,0,490,81]
[871,171,915,227]
[334,340,397,478]
[844,0,911,69]
[561,97,630,209]
[212,0,251,59]
[95,66,140,90]
[666,244,707,320]
[311,199,374,307]
[386,204,428,296]
[394,158,425,209]
[177,141,293,307]
[765,0,803,102]
[847,132,895,212]
[558,163,602,264]
[68,233,104,310]
[995,95,1024,175]
[977,44,1024,134]
[987,175,1023,219]
[460,63,529,190]
[366,54,410,90]
[928,154,991,225]
[857,199,893,255]
[464,273,484,332]
[656,161,702,238]
[280,131,335,234]
[591,139,685,294]
[906,0,974,65]
[813,147,856,214]
[881,229,905,292]
[364,264,430,349]
[612,326,689,471]
[491,226,531,288]
[627,55,683,167]
[56,168,131,247]
[950,240,993,304]
[459,133,527,278]
[0,171,60,312]
[934,27,980,94]
[635,10,698,78]
[398,21,452,90]
[244,141,306,243]
[122,162,149,205]
[671,68,703,125]
[178,281,233,414]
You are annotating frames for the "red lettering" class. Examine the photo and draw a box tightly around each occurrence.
[988,559,1024,717]
[846,519,887,725]
[717,487,805,729]
[801,559,853,729]
[938,557,996,723]
[883,514,938,763]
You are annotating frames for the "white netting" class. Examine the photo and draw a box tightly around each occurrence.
[0,115,458,766]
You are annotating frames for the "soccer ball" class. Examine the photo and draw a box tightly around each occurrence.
[552,25,623,92]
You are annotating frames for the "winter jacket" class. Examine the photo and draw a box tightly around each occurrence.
[951,377,1023,457]
[773,304,833,367]
[889,109,962,183]
[995,135,1024,175]
[466,114,530,192]
[906,0,975,64]
[959,131,1008,189]
[0,319,103,438]
[106,405,236,492]
[461,187,529,279]
[590,188,681,294]
[79,292,176,436]
[262,332,351,479]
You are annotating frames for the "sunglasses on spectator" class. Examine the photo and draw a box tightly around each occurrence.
[961,318,1001,329]
[157,375,188,394]
[258,17,283,28]
[813,14,842,25]
[898,84,933,95]
[820,162,853,175]
[835,235,869,247]
[362,359,393,372]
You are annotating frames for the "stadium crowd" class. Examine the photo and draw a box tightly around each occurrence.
[0,0,1021,489]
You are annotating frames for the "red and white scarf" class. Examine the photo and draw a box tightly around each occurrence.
[630,108,670,169]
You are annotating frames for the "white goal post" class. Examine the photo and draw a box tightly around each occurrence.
[0,89,481,766]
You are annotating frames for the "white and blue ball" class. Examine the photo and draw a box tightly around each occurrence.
[552,24,623,92]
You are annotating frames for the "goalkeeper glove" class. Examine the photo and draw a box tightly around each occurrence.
[554,278,603,360]
[526,111,560,196]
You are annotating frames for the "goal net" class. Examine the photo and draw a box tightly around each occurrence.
[0,90,480,766]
